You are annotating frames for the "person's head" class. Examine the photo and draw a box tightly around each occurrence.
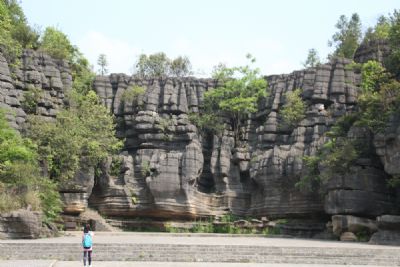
[83,223,90,233]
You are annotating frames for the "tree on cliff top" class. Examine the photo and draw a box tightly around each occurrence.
[302,48,320,68]
[203,54,268,144]
[386,10,400,78]
[363,15,391,43]
[0,0,39,65]
[97,53,108,75]
[328,13,362,59]
[40,26,74,60]
[133,52,192,78]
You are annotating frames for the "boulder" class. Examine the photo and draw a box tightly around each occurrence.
[0,209,42,239]
[340,231,357,242]
[370,215,400,245]
[332,215,377,236]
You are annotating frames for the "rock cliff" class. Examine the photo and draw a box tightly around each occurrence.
[88,57,398,221]
[0,49,71,129]
[0,47,398,230]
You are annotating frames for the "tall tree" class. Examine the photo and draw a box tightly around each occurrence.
[97,54,108,75]
[386,10,400,78]
[133,52,192,78]
[302,48,320,68]
[204,54,268,144]
[170,56,192,77]
[40,26,73,60]
[0,0,22,64]
[328,13,362,59]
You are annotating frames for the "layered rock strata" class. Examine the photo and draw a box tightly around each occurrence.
[89,58,397,220]
[0,50,71,129]
[1,49,399,229]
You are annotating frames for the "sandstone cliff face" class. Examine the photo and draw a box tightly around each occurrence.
[88,58,397,220]
[0,49,398,223]
[354,39,391,65]
[0,49,71,129]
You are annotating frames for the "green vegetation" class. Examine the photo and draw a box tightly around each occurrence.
[188,112,224,135]
[360,60,388,92]
[298,10,400,192]
[39,26,74,60]
[122,85,146,104]
[203,54,267,143]
[134,52,192,78]
[328,13,362,59]
[0,109,62,222]
[109,157,123,177]
[298,60,400,191]
[0,0,40,66]
[141,160,151,177]
[355,60,398,133]
[296,155,321,192]
[27,91,123,182]
[21,86,43,114]
[70,50,95,95]
[302,48,320,68]
[280,89,306,128]
[386,10,400,78]
[97,53,108,75]
[363,16,391,43]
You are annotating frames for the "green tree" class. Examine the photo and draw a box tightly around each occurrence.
[170,55,192,77]
[302,48,320,68]
[328,13,362,59]
[386,10,400,78]
[363,15,391,43]
[134,52,192,78]
[4,0,40,49]
[135,52,170,78]
[0,0,22,65]
[97,53,108,75]
[40,26,74,60]
[360,60,388,92]
[27,91,123,182]
[280,89,306,127]
[0,109,62,222]
[68,48,95,95]
[204,54,267,143]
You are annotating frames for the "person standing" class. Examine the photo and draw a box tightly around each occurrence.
[82,224,94,267]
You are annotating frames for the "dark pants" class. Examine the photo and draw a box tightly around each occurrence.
[83,250,92,265]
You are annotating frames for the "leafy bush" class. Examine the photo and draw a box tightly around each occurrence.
[141,160,151,177]
[204,55,267,143]
[344,61,362,72]
[21,87,43,114]
[188,112,224,135]
[39,26,74,60]
[280,89,306,128]
[295,155,321,192]
[27,91,123,182]
[70,50,95,95]
[109,157,123,177]
[0,110,62,222]
[122,85,145,104]
[296,114,359,193]
[360,60,388,92]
